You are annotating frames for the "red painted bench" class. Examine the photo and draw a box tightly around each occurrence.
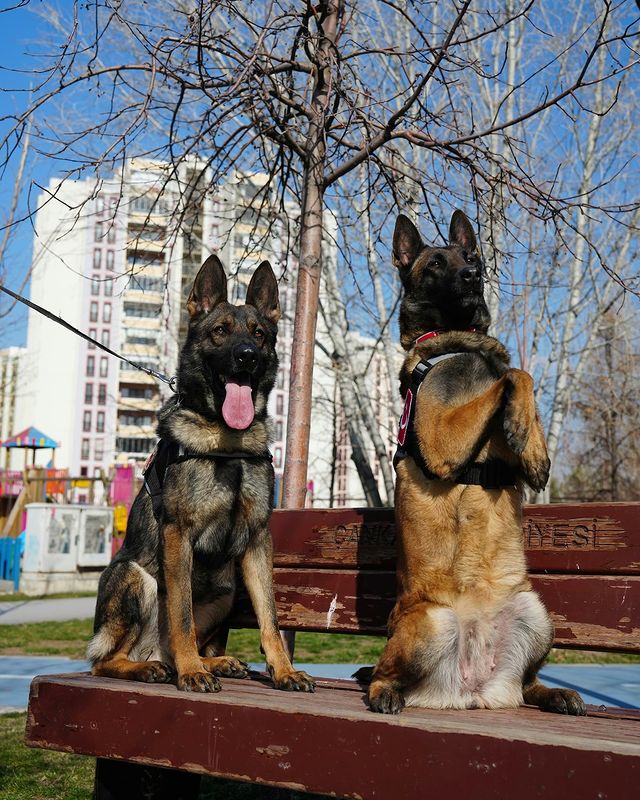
[26,502,640,799]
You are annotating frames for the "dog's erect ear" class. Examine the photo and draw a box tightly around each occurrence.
[449,210,477,251]
[246,261,281,323]
[187,255,228,317]
[393,214,423,273]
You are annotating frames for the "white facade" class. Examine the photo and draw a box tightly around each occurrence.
[17,164,395,506]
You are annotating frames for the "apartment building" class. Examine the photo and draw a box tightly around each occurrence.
[17,163,394,506]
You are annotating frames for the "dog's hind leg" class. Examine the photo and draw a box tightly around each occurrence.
[368,602,460,713]
[240,529,315,692]
[88,561,174,683]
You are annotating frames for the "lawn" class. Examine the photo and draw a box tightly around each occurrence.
[1,619,638,663]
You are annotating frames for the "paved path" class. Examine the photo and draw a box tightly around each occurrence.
[1,656,638,714]
[0,597,96,625]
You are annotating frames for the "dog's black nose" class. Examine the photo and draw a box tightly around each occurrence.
[460,266,481,285]
[233,343,259,372]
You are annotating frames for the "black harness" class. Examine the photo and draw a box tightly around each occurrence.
[394,353,516,490]
[143,438,273,520]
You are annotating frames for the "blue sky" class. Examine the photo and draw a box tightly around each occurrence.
[0,2,53,348]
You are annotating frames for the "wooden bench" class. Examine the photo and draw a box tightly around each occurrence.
[26,502,640,799]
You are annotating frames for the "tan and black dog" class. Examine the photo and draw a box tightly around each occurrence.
[88,255,315,694]
[367,211,585,715]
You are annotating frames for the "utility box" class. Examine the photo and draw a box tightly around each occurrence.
[20,503,113,595]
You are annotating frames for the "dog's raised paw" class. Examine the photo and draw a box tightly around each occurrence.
[368,684,405,714]
[177,670,221,693]
[274,670,316,692]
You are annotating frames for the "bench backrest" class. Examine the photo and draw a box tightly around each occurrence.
[228,502,640,653]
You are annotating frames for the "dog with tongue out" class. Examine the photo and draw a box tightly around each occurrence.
[88,255,315,695]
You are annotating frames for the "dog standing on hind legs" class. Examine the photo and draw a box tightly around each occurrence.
[88,254,314,694]
[367,210,585,716]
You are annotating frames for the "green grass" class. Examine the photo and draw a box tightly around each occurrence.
[0,619,94,659]
[0,619,638,664]
[0,713,94,800]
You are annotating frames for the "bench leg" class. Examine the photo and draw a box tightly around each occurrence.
[94,757,201,800]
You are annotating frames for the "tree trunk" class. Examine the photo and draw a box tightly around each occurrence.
[282,1,341,509]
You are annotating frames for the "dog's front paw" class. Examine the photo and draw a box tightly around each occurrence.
[138,661,175,684]
[273,670,316,692]
[368,682,405,714]
[177,669,221,693]
[539,687,586,716]
[202,656,249,679]
[523,452,551,493]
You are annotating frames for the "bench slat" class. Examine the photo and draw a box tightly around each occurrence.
[270,503,640,574]
[229,570,640,652]
[25,674,640,800]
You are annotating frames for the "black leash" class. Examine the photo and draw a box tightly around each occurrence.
[0,283,177,391]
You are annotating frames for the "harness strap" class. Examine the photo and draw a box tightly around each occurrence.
[143,438,273,520]
[395,354,516,489]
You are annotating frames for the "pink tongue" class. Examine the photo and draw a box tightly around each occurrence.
[222,380,255,430]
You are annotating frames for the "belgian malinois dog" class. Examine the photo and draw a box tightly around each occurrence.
[367,211,585,715]
[88,255,315,694]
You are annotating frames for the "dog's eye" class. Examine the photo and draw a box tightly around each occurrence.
[464,252,476,265]
[429,255,444,268]
[254,328,265,342]
[213,325,226,336]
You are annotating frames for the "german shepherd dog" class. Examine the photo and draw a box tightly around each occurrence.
[366,211,585,715]
[88,255,315,694]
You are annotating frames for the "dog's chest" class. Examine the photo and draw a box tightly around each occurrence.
[188,459,272,562]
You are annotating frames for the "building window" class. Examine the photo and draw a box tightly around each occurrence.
[86,356,95,377]
[84,383,93,404]
[276,370,285,389]
[104,279,113,297]
[274,447,282,469]
[276,394,284,415]
[94,439,104,461]
[121,386,154,399]
[119,413,154,427]
[99,357,108,378]
[107,225,116,243]
[93,249,101,269]
[81,439,90,460]
[103,303,112,323]
[94,221,103,241]
[98,384,107,405]
[90,302,98,322]
[106,250,114,270]
[80,467,88,478]
[116,437,155,454]
[82,411,92,432]
[123,302,161,318]
[91,276,100,296]
[96,411,105,433]
[96,196,105,214]
[275,420,283,441]
[88,328,97,349]
[101,329,110,348]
